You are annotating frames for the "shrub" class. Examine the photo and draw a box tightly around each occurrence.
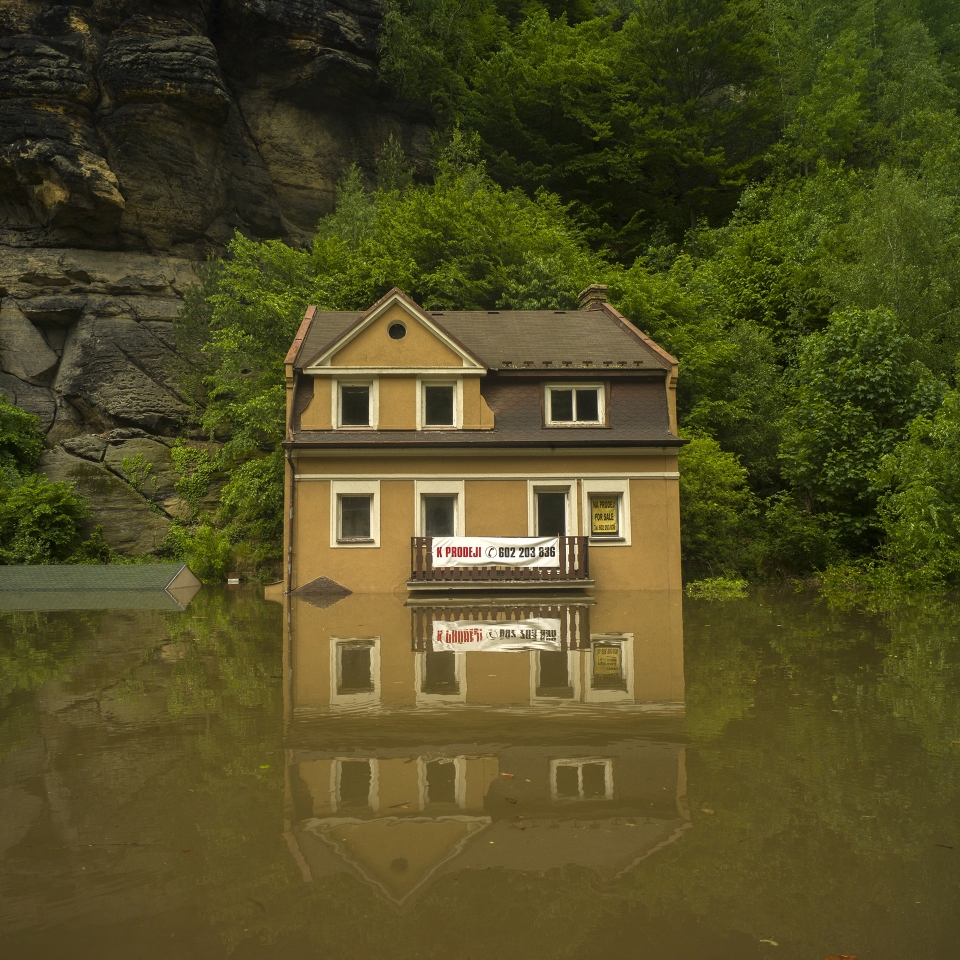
[678,433,757,579]
[0,475,88,564]
[164,524,233,583]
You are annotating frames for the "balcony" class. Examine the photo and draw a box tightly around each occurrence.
[409,536,592,592]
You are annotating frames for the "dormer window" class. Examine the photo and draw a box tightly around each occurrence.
[545,385,604,425]
[420,381,460,428]
[336,381,377,428]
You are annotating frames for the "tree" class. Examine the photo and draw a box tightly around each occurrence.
[779,307,940,549]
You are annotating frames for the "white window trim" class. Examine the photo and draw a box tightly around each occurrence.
[330,480,380,548]
[330,758,380,814]
[544,383,605,426]
[581,478,631,545]
[585,633,635,703]
[331,378,379,429]
[329,636,381,712]
[417,756,467,810]
[549,758,614,800]
[416,377,462,430]
[415,479,465,536]
[415,651,467,705]
[529,650,582,703]
[526,479,579,537]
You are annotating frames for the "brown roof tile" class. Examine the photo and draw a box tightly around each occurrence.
[294,304,671,372]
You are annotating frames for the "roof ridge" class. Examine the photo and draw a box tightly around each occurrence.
[598,302,677,367]
[285,306,317,365]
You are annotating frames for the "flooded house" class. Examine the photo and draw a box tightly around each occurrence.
[282,284,683,595]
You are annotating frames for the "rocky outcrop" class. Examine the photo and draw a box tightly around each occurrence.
[0,1,431,555]
[0,1,429,251]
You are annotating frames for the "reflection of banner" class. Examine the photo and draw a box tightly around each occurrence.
[432,619,562,651]
[432,536,560,568]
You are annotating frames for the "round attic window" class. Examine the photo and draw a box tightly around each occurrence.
[388,322,407,340]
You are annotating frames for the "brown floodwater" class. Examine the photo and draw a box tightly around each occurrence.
[1,586,959,959]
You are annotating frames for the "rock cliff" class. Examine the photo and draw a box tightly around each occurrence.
[0,0,430,552]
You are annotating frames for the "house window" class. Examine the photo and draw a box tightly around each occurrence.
[550,758,614,800]
[422,649,459,695]
[337,640,376,694]
[592,641,627,691]
[339,383,370,426]
[423,383,455,427]
[581,479,630,545]
[546,385,603,425]
[537,491,567,536]
[589,495,620,538]
[330,480,380,548]
[415,480,464,536]
[423,495,456,536]
[338,495,372,542]
[536,650,574,699]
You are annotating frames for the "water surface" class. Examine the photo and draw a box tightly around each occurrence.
[1,587,958,959]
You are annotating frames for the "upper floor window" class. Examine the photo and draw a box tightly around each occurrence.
[339,382,371,427]
[546,385,604,425]
[421,381,458,428]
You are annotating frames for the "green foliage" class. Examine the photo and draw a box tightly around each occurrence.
[678,434,758,578]
[164,523,234,584]
[874,388,960,585]
[120,452,157,495]
[166,0,960,587]
[170,441,217,513]
[0,474,88,564]
[0,396,44,483]
[685,576,749,600]
[779,307,940,547]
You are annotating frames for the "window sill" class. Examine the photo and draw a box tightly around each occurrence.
[336,538,376,546]
[588,536,627,545]
[544,422,608,428]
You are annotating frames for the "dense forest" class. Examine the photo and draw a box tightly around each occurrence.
[8,0,960,591]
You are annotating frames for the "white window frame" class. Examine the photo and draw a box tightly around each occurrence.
[417,756,467,810]
[330,480,380,548]
[544,383,605,426]
[526,479,579,537]
[329,636,381,711]
[415,479,465,536]
[549,758,614,800]
[529,649,582,703]
[329,758,380,814]
[585,633,634,703]
[581,478,631,545]
[415,650,467,705]
[416,378,462,430]
[331,378,379,429]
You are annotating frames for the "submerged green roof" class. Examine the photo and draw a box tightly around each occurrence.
[0,564,201,611]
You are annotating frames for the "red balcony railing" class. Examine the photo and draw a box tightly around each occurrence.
[410,536,590,585]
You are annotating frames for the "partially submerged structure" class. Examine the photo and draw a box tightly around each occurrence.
[282,285,683,594]
[0,564,201,611]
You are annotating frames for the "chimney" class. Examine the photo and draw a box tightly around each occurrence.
[578,283,608,311]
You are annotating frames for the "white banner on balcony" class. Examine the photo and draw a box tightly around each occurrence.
[432,619,562,652]
[431,536,561,568]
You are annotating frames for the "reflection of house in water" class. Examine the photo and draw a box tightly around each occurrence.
[286,591,683,712]
[282,589,687,907]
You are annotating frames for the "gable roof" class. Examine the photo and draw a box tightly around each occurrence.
[292,290,673,373]
[302,287,485,371]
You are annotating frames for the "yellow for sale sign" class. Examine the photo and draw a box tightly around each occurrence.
[591,497,619,536]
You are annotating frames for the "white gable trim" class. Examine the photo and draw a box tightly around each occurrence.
[304,293,486,372]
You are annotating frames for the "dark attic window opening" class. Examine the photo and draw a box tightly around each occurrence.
[487,311,499,314]
[553,311,567,314]
[388,322,407,340]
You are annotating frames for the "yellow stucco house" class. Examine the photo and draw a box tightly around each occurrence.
[282,284,682,595]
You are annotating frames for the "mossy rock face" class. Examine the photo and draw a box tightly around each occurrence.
[40,446,171,556]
